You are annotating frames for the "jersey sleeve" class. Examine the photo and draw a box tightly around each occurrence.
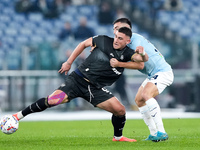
[124,47,136,62]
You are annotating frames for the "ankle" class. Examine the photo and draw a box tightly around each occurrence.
[13,111,24,121]
[114,136,123,140]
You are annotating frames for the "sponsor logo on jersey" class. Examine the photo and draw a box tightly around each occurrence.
[112,68,122,75]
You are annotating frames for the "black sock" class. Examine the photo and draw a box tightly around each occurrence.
[22,97,50,117]
[111,114,126,137]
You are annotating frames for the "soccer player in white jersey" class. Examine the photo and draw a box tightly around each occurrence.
[110,18,174,142]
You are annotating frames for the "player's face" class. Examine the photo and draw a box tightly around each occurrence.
[113,22,131,35]
[113,31,131,50]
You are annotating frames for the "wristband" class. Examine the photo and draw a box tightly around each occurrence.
[141,51,146,56]
[66,61,71,65]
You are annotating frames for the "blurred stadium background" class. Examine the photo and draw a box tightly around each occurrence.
[0,0,200,113]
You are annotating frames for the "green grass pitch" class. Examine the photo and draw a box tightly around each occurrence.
[0,118,200,150]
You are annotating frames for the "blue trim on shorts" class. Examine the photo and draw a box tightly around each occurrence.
[74,68,90,81]
[74,68,85,78]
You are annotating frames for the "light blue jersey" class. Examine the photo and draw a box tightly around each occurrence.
[127,33,172,78]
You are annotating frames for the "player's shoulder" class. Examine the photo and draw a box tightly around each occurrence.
[125,46,134,52]
[129,33,149,47]
[131,33,145,40]
[93,35,113,40]
[93,35,113,45]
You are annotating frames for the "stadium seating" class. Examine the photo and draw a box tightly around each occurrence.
[132,0,200,42]
[1,0,199,70]
[0,2,99,70]
[0,50,5,69]
[157,0,200,41]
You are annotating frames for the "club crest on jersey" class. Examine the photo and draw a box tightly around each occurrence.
[120,55,124,60]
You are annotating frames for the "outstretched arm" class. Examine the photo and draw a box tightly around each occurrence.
[58,37,93,75]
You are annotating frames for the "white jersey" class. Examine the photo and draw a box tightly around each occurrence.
[127,33,172,78]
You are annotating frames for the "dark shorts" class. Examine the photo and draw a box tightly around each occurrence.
[58,72,114,107]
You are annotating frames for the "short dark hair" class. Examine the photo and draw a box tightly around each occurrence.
[118,27,132,38]
[113,18,132,29]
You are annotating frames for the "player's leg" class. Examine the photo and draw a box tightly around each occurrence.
[97,97,136,142]
[141,82,168,141]
[13,90,69,121]
[139,71,174,141]
[135,78,168,141]
[135,84,158,138]
[142,82,165,133]
[144,83,170,141]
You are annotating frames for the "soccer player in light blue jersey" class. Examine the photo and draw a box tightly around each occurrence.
[110,18,174,142]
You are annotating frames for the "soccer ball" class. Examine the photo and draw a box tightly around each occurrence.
[0,115,19,134]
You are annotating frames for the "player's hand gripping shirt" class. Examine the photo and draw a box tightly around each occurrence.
[128,33,172,78]
[78,35,135,89]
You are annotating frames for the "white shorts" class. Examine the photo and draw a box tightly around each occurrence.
[141,70,174,94]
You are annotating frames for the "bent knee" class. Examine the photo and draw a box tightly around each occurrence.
[135,96,146,107]
[114,105,126,116]
[48,91,68,106]
[141,91,152,101]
